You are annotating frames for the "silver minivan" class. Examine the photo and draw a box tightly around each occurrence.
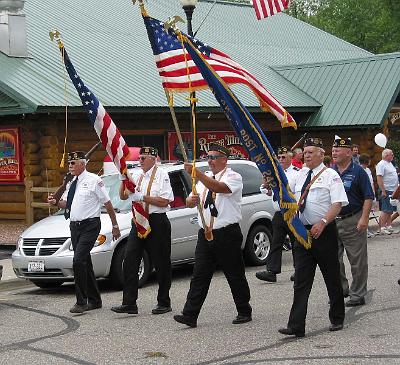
[12,160,274,289]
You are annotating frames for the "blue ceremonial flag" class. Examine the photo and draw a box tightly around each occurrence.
[179,34,311,248]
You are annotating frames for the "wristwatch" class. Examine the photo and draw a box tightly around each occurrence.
[112,224,119,229]
[321,218,327,225]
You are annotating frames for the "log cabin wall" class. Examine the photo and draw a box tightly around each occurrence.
[0,110,387,222]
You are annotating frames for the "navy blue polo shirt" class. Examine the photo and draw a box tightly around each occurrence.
[334,162,374,216]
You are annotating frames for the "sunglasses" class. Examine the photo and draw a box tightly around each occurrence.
[68,161,76,166]
[277,155,286,159]
[207,154,225,160]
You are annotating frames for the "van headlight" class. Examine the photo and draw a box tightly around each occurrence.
[94,234,107,247]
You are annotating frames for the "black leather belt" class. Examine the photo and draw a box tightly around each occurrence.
[70,217,99,226]
[212,223,239,233]
[337,209,362,220]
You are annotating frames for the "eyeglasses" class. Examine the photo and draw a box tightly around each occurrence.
[68,161,76,166]
[207,154,225,160]
[139,156,147,161]
[277,155,286,160]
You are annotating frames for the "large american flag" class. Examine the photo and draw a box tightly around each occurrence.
[143,16,296,128]
[252,0,290,20]
[61,48,130,176]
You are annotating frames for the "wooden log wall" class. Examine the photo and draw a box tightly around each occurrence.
[0,109,388,222]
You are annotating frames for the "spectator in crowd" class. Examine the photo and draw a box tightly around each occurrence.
[352,145,360,165]
[292,148,303,169]
[376,149,399,234]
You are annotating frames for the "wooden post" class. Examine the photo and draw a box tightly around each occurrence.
[25,180,34,226]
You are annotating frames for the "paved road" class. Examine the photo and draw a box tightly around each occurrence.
[0,233,399,365]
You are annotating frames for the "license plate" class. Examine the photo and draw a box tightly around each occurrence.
[28,260,45,272]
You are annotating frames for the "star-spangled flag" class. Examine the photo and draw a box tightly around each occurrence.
[252,0,290,20]
[61,48,130,177]
[176,32,311,249]
[143,15,296,129]
[61,47,151,238]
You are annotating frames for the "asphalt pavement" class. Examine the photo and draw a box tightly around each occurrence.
[0,229,399,364]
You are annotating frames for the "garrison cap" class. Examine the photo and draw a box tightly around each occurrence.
[139,146,158,157]
[208,142,230,157]
[277,146,291,155]
[303,137,323,149]
[332,137,352,148]
[67,151,86,162]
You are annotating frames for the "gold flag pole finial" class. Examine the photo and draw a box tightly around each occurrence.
[132,0,148,17]
[164,16,185,32]
[49,29,64,49]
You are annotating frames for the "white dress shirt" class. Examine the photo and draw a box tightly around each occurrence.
[194,167,242,230]
[62,169,110,222]
[132,165,174,214]
[290,163,348,225]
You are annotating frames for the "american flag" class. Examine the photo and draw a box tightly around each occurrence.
[252,0,290,20]
[61,48,130,176]
[143,16,296,128]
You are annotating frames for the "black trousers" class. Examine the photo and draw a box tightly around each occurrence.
[70,217,101,306]
[288,222,345,332]
[266,211,296,274]
[183,223,252,319]
[122,213,172,307]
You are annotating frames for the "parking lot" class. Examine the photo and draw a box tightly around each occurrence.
[0,229,399,365]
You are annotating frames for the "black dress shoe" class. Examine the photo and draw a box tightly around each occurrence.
[290,274,295,281]
[329,323,344,331]
[86,301,102,311]
[232,315,252,324]
[111,304,138,314]
[70,303,88,314]
[152,305,172,315]
[255,271,277,282]
[278,327,305,338]
[345,297,365,307]
[173,314,197,328]
[398,278,400,285]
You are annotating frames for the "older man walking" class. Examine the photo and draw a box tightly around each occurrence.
[332,137,374,307]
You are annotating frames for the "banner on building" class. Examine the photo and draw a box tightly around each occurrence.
[0,127,24,184]
[168,131,249,160]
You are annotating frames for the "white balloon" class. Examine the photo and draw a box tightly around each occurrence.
[374,133,387,148]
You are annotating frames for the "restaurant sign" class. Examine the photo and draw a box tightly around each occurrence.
[168,131,249,160]
[0,127,24,184]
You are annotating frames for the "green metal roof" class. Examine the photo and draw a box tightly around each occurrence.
[0,0,371,116]
[274,53,400,128]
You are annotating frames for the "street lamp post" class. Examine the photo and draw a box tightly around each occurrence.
[179,0,198,159]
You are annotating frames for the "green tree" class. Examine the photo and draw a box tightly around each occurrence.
[287,0,400,54]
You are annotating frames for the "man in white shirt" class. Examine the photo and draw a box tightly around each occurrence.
[278,138,348,337]
[256,146,299,283]
[174,143,252,328]
[376,149,399,234]
[111,146,174,315]
[48,151,121,314]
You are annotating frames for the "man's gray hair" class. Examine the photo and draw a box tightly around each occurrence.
[382,149,392,158]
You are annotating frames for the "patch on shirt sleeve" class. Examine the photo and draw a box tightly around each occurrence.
[332,177,342,183]
[97,180,105,188]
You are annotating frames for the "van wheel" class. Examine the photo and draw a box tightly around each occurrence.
[30,280,64,289]
[109,243,151,289]
[244,225,272,266]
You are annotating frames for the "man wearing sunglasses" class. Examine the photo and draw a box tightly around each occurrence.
[111,146,174,316]
[48,151,121,314]
[256,146,300,283]
[174,142,252,328]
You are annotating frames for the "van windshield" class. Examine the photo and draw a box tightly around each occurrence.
[102,174,131,212]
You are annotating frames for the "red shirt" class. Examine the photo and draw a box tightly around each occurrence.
[292,158,303,169]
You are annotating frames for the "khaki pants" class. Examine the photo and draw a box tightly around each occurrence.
[336,210,368,301]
